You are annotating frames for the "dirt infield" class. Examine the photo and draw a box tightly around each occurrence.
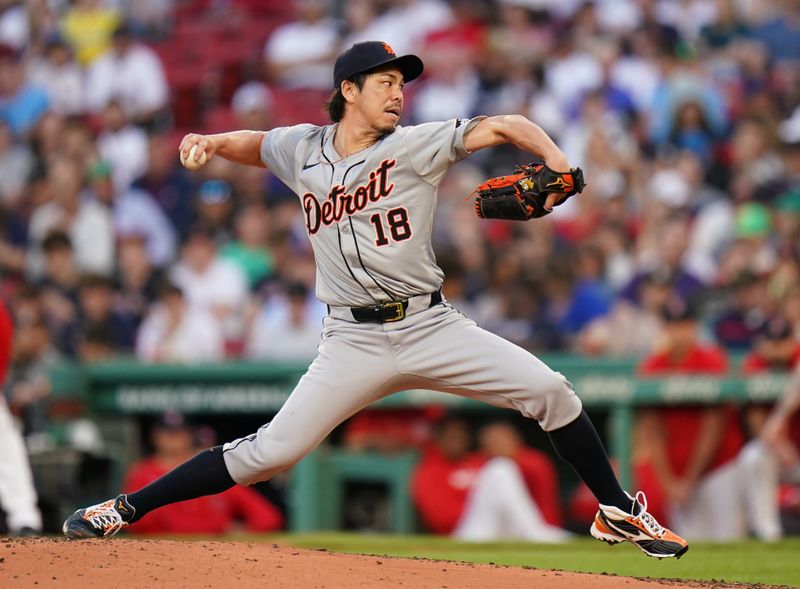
[0,537,763,589]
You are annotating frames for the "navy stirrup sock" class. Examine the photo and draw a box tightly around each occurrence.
[548,410,635,514]
[126,446,236,522]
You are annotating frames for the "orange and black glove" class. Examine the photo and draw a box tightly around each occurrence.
[472,163,585,221]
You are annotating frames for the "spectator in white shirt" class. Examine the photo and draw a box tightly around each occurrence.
[545,39,603,108]
[349,0,453,57]
[246,282,324,361]
[169,225,249,342]
[96,100,149,192]
[27,33,84,116]
[263,0,338,90]
[0,0,28,50]
[411,36,480,123]
[340,0,379,52]
[231,81,274,131]
[87,160,176,268]
[85,22,168,124]
[136,282,224,363]
[27,157,114,278]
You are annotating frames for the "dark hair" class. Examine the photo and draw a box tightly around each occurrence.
[660,297,697,323]
[79,273,114,291]
[16,284,41,301]
[80,322,115,347]
[325,73,368,123]
[112,21,133,40]
[157,280,183,300]
[184,223,215,243]
[761,315,792,341]
[42,231,72,253]
[433,413,468,437]
[286,281,309,299]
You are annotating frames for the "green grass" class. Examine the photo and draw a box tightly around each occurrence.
[272,533,800,587]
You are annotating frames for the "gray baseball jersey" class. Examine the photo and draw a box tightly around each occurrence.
[222,117,583,487]
[260,117,484,306]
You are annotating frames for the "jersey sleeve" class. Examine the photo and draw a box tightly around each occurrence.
[259,124,317,191]
[402,116,486,186]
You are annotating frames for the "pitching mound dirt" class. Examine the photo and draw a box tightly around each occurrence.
[0,537,753,589]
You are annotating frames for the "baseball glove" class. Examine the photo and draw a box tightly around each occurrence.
[472,163,585,221]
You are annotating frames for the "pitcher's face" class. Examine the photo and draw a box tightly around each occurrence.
[348,67,404,135]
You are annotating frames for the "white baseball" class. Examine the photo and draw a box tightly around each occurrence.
[181,144,207,170]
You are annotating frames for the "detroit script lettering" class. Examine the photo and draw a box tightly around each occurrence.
[303,159,397,234]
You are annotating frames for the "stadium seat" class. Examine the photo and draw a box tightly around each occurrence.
[204,106,238,134]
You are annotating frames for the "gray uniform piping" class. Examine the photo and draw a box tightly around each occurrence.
[318,132,374,299]
[341,160,397,301]
[336,223,371,298]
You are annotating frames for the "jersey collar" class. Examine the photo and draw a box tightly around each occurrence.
[322,123,389,165]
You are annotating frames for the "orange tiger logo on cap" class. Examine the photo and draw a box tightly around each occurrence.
[382,43,395,56]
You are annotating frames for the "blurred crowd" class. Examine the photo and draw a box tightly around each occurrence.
[0,0,799,372]
[2,0,800,537]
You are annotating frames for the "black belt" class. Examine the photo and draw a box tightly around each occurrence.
[350,290,442,323]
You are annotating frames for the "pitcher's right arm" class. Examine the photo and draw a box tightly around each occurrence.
[179,130,267,168]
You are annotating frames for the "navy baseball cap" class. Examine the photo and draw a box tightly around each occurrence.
[333,41,424,89]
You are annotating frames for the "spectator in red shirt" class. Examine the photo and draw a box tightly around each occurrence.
[476,420,563,528]
[123,412,282,535]
[738,316,800,540]
[410,415,484,535]
[636,298,745,541]
[343,406,445,454]
[741,315,800,440]
[411,416,569,541]
[743,316,800,374]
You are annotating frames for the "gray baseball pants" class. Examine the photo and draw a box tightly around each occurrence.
[223,297,583,485]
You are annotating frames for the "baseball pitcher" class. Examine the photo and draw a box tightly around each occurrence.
[64,41,687,559]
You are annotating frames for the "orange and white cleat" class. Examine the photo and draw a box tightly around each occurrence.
[590,492,689,559]
[62,494,135,539]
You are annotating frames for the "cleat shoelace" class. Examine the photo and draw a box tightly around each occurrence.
[83,501,127,536]
[631,491,664,538]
